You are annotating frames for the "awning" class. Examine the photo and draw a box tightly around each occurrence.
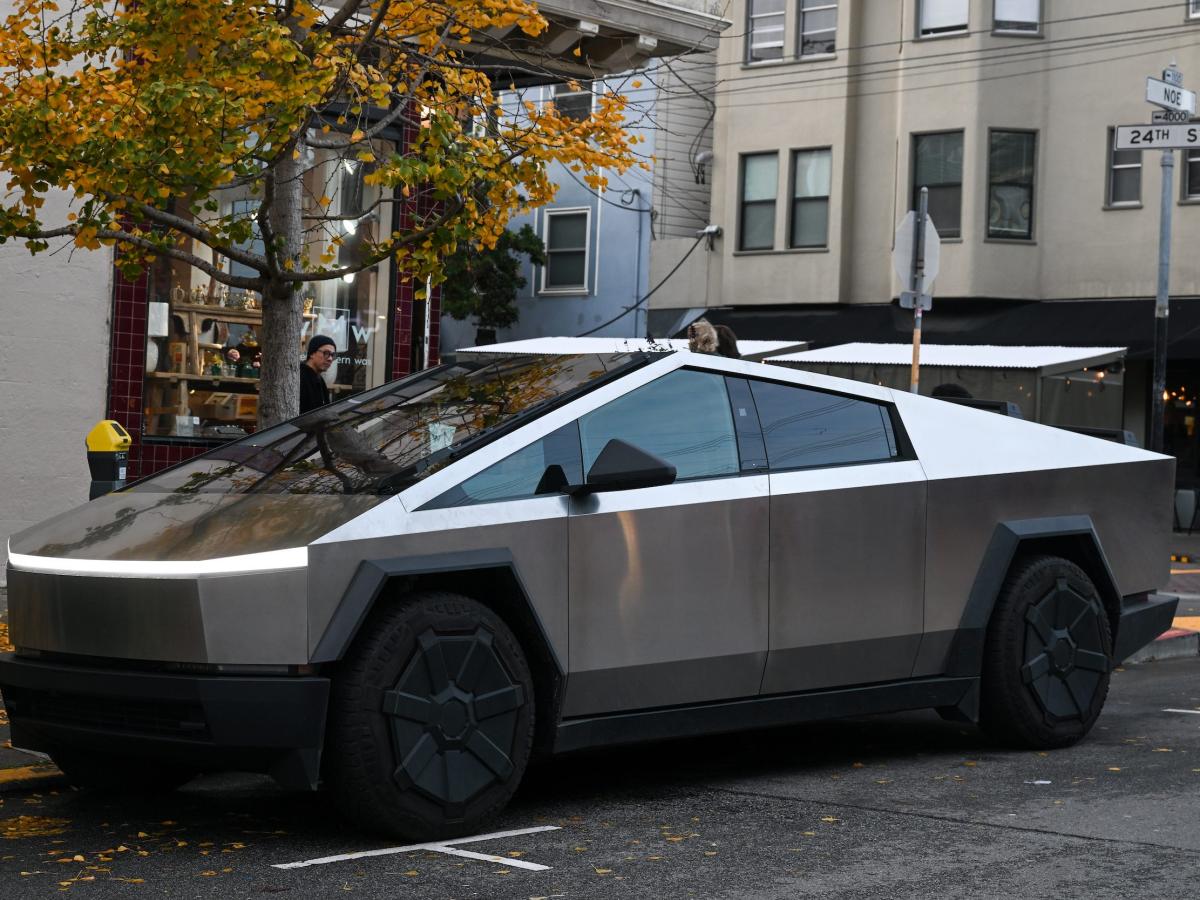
[457,336,808,361]
[697,298,1200,361]
[767,343,1126,376]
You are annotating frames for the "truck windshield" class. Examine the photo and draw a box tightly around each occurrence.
[129,352,644,496]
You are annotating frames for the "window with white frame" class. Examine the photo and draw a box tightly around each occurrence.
[1191,0,1200,20]
[543,209,589,292]
[552,82,592,121]
[799,1,838,56]
[994,0,1040,33]
[1184,144,1200,199]
[987,130,1036,239]
[790,148,832,248]
[912,131,964,238]
[1107,129,1142,206]
[747,0,786,62]
[920,0,969,37]
[739,153,779,251]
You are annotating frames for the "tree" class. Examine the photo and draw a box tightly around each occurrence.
[441,222,545,344]
[0,0,642,426]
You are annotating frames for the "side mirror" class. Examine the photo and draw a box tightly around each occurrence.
[569,438,677,496]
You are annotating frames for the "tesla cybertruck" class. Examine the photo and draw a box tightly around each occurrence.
[0,350,1178,839]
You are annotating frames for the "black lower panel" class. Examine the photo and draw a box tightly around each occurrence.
[0,655,329,789]
[1114,592,1179,662]
[552,677,977,754]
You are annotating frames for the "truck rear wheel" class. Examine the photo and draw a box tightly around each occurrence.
[326,591,535,840]
[980,555,1112,749]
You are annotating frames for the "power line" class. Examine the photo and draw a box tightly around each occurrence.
[576,234,705,337]
[708,33,1200,111]
[670,0,1192,73]
[708,22,1195,100]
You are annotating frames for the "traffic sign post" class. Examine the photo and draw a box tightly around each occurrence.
[893,188,940,394]
[1141,63,1185,453]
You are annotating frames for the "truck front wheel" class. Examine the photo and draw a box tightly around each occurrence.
[325,591,535,840]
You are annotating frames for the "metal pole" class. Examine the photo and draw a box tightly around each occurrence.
[909,187,928,394]
[1150,148,1175,452]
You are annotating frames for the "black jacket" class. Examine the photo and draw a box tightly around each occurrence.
[299,363,331,413]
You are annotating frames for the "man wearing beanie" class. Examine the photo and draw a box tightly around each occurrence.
[300,335,336,413]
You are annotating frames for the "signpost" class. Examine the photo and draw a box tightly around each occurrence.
[893,188,941,393]
[1124,64,1187,452]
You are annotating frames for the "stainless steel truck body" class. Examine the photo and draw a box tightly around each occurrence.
[0,350,1177,838]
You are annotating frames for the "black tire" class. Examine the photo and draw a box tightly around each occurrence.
[49,749,195,792]
[325,591,535,840]
[980,555,1113,749]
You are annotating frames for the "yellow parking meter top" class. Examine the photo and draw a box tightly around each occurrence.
[86,420,131,453]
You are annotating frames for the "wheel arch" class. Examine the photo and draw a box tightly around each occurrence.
[945,516,1122,681]
[311,549,564,755]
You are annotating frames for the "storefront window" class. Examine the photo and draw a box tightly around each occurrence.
[142,141,396,440]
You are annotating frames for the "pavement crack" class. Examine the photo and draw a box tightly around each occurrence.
[709,786,1196,852]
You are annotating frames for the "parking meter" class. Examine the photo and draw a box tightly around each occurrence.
[86,420,131,499]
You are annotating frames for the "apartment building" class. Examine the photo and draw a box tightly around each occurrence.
[648,0,1200,471]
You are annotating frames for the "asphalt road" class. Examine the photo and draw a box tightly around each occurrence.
[1,656,1199,899]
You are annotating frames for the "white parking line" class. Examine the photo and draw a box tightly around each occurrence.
[272,825,561,871]
[1163,708,1200,715]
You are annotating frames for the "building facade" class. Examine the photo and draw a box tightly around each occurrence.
[0,0,730,576]
[441,69,687,350]
[649,0,1200,465]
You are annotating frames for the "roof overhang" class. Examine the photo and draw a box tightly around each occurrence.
[468,0,730,84]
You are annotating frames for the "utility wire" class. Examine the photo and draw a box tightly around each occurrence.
[671,0,1192,72]
[709,21,1195,100]
[576,234,705,337]
[709,33,1200,111]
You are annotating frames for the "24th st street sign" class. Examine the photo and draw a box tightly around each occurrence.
[1115,123,1200,150]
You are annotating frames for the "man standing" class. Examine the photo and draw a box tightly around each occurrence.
[300,335,336,414]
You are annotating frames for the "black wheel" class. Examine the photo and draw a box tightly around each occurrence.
[980,555,1113,749]
[325,591,535,840]
[49,749,195,792]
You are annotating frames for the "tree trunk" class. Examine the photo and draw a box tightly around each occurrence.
[258,138,306,428]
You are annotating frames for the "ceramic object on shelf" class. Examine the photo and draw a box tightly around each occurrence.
[145,338,160,374]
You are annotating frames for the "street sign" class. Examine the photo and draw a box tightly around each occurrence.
[1152,109,1191,124]
[1146,76,1196,114]
[893,212,940,293]
[1163,66,1184,87]
[1115,123,1200,150]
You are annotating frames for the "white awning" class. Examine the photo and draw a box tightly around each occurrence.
[458,336,808,361]
[766,343,1126,375]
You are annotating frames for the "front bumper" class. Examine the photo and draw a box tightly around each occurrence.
[1114,592,1180,662]
[0,654,329,789]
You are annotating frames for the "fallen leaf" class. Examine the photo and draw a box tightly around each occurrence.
[593,867,612,874]
[1108,767,1122,772]
[403,870,418,877]
[820,817,840,824]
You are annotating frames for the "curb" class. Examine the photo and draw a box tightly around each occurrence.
[0,763,65,793]
[1125,628,1200,664]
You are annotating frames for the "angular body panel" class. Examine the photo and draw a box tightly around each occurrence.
[564,476,769,716]
[763,463,926,693]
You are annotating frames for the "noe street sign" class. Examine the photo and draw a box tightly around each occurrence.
[1146,76,1196,114]
[1115,123,1200,150]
